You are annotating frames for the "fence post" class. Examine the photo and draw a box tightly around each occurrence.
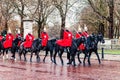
[101,47,104,59]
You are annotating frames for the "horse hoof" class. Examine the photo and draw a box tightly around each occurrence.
[14,58,17,61]
[36,58,40,63]
[10,57,15,60]
[67,62,71,65]
[30,60,32,62]
[53,61,57,64]
[51,59,54,63]
[43,59,45,63]
[73,64,76,66]
[24,60,27,62]
[3,56,5,60]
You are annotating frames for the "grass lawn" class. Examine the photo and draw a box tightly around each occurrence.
[98,49,120,55]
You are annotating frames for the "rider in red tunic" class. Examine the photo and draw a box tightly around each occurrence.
[24,33,34,48]
[3,33,14,48]
[76,32,85,50]
[56,29,73,47]
[40,31,49,47]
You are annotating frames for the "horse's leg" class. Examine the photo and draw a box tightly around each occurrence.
[53,50,57,64]
[3,49,5,59]
[77,51,82,64]
[66,48,70,64]
[95,50,101,64]
[43,50,48,62]
[36,51,40,63]
[73,54,76,66]
[11,48,16,60]
[88,51,92,66]
[6,49,9,59]
[58,50,64,65]
[30,51,33,62]
[53,46,58,64]
[19,49,22,60]
[50,50,53,62]
[23,51,27,61]
[83,51,88,66]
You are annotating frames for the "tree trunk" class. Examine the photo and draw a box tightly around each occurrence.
[38,26,40,38]
[108,0,114,39]
[5,20,8,31]
[20,16,24,37]
[37,22,44,38]
[60,16,66,39]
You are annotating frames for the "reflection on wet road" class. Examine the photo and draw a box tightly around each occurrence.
[0,55,120,80]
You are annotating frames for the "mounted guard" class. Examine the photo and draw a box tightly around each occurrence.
[40,31,49,50]
[56,29,73,47]
[23,33,34,48]
[3,32,14,49]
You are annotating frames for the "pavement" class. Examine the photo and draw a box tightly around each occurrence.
[40,51,120,61]
[90,53,120,61]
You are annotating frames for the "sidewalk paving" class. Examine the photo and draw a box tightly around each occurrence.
[99,54,120,61]
[40,51,120,61]
[78,53,120,61]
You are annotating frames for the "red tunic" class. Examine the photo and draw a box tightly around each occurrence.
[3,33,14,48]
[23,34,34,48]
[76,32,82,39]
[82,31,89,38]
[0,35,3,41]
[75,32,85,50]
[16,34,21,38]
[56,30,72,47]
[40,32,49,47]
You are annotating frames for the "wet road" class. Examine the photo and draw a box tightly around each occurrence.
[0,54,120,80]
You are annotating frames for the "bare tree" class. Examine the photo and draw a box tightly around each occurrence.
[0,0,15,31]
[114,0,120,38]
[80,0,108,36]
[13,0,27,36]
[87,0,114,39]
[26,0,54,37]
[52,0,78,38]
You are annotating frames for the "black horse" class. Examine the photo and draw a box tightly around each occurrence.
[19,39,33,61]
[28,38,56,63]
[30,38,42,62]
[42,38,56,62]
[76,37,88,66]
[53,36,86,66]
[87,33,105,66]
[10,36,23,60]
[0,37,13,59]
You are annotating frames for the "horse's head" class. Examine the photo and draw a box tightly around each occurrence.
[97,33,105,43]
[89,33,96,41]
[76,36,86,47]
